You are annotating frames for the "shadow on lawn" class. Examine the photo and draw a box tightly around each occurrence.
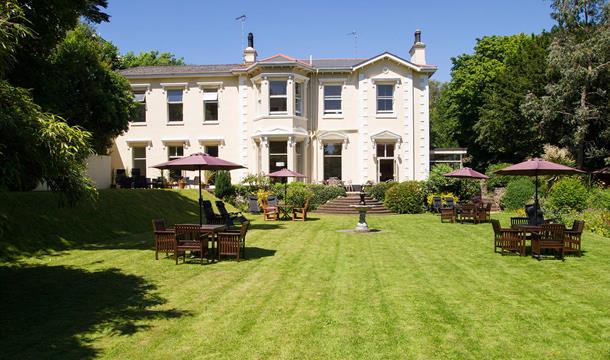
[0,190,202,261]
[0,264,189,359]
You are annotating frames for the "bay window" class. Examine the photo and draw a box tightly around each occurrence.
[269,141,287,173]
[295,82,303,116]
[269,81,287,113]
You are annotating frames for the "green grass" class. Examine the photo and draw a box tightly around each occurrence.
[0,190,609,359]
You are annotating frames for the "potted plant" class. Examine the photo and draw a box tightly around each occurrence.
[178,177,187,189]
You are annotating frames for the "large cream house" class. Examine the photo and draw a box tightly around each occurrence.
[113,31,437,185]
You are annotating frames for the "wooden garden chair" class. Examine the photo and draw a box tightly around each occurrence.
[532,224,565,261]
[174,224,209,265]
[565,220,584,257]
[292,199,309,222]
[261,198,279,221]
[476,203,492,223]
[153,219,175,260]
[458,204,477,224]
[491,219,525,255]
[510,217,529,229]
[440,207,456,223]
[217,221,250,261]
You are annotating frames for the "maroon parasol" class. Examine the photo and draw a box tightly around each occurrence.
[443,167,489,201]
[153,153,246,225]
[268,168,307,201]
[443,167,489,179]
[495,158,585,224]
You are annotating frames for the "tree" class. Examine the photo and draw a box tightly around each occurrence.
[0,1,31,77]
[429,80,458,148]
[523,0,610,169]
[7,0,109,87]
[119,50,185,68]
[0,1,101,202]
[474,33,551,164]
[0,81,95,203]
[35,24,136,153]
[435,34,552,168]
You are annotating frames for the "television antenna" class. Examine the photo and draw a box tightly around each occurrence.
[235,15,247,50]
[347,30,358,57]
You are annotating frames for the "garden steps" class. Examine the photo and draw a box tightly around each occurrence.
[314,192,394,215]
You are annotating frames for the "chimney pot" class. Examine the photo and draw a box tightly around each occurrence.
[248,32,254,48]
[414,29,421,43]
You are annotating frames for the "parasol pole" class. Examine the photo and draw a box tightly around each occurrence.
[198,167,203,225]
[535,170,539,226]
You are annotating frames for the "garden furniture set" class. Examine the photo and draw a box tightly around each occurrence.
[492,219,584,260]
[153,218,249,264]
[439,201,491,224]
[261,196,309,221]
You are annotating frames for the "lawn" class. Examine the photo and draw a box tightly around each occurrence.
[0,190,609,359]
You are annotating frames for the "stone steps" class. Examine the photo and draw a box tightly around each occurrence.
[314,193,394,215]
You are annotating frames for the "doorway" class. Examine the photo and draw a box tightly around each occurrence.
[379,159,395,182]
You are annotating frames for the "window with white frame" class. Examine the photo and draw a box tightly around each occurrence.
[203,88,218,122]
[323,143,342,180]
[167,90,183,122]
[205,145,219,157]
[269,81,287,113]
[132,91,146,123]
[376,84,394,113]
[132,146,147,177]
[167,145,184,180]
[269,141,287,173]
[295,82,303,116]
[323,85,342,115]
[376,143,395,158]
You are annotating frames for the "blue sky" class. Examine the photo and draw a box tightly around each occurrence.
[96,0,556,82]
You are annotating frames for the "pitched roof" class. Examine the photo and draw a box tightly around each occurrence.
[118,53,437,78]
[305,58,367,69]
[118,64,245,77]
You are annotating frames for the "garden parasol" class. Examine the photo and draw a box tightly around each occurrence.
[268,168,307,202]
[152,153,245,225]
[443,167,489,200]
[494,158,585,224]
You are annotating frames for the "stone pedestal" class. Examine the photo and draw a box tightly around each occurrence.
[350,205,374,232]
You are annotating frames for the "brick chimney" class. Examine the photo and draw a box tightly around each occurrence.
[409,29,426,65]
[243,32,257,64]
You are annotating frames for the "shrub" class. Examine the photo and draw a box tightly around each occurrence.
[256,189,272,207]
[589,187,610,211]
[214,170,233,199]
[384,181,426,214]
[584,209,610,238]
[286,186,313,207]
[425,164,456,193]
[546,208,610,238]
[204,170,216,185]
[308,184,346,210]
[542,144,576,167]
[426,164,479,201]
[485,162,513,190]
[546,177,589,213]
[500,178,535,210]
[367,182,397,201]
